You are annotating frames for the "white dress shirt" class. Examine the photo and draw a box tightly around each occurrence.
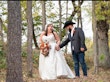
[71,27,75,37]
[71,27,75,50]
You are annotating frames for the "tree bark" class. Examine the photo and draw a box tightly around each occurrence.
[42,1,46,31]
[59,0,62,40]
[92,1,99,74]
[27,1,33,77]
[33,22,39,49]
[65,0,68,54]
[77,0,83,28]
[97,20,110,67]
[79,0,83,28]
[69,0,83,21]
[0,18,4,42]
[6,1,23,82]
[66,0,68,21]
[93,1,110,68]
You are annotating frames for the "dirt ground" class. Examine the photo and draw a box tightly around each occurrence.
[23,67,110,82]
[0,64,110,82]
[0,55,110,82]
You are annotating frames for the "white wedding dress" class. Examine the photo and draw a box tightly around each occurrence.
[39,34,75,80]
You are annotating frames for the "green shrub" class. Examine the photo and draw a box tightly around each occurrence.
[0,58,6,69]
[22,51,27,57]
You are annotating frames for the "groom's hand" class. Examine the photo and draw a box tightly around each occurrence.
[80,48,85,52]
[55,45,60,51]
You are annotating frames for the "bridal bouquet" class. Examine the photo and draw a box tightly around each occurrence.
[40,41,50,57]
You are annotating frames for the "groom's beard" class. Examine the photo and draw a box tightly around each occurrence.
[51,29,54,33]
[69,28,71,33]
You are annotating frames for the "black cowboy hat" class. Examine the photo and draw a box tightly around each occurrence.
[63,21,76,29]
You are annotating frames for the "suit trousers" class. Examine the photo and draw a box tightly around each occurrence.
[72,51,87,77]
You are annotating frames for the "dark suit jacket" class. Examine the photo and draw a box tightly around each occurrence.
[59,28,87,53]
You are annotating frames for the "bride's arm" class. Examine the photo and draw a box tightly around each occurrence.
[39,31,45,48]
[39,31,45,43]
[53,32,60,46]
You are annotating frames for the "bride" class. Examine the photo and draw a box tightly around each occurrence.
[38,24,75,80]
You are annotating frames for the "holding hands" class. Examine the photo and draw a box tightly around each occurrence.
[55,44,60,51]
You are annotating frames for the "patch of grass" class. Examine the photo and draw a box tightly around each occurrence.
[0,50,6,69]
[99,54,105,61]
[33,49,40,68]
[22,51,27,57]
[0,58,6,69]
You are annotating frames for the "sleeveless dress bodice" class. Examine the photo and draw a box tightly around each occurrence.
[42,34,56,43]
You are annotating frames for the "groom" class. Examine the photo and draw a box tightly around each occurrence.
[56,21,87,78]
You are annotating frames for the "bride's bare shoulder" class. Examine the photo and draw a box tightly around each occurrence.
[53,32,58,35]
[41,31,46,35]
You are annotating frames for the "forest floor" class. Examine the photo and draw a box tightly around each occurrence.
[1,67,110,82]
[0,51,110,82]
[26,68,110,82]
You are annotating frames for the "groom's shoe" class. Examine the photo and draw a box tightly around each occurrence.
[74,76,80,79]
[83,76,88,79]
[83,76,88,80]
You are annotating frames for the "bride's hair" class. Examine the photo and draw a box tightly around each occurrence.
[45,24,54,36]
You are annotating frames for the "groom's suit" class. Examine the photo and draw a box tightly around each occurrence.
[59,27,87,53]
[59,27,87,77]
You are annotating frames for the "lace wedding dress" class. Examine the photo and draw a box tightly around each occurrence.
[39,34,75,80]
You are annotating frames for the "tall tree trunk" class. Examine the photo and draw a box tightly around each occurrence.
[97,20,110,67]
[69,0,83,21]
[66,0,68,21]
[0,18,5,50]
[33,21,39,49]
[27,1,33,77]
[79,1,82,28]
[77,0,82,28]
[42,1,46,31]
[65,0,68,54]
[59,0,62,40]
[0,17,5,57]
[94,1,110,68]
[0,18,4,43]
[6,1,23,82]
[92,1,99,74]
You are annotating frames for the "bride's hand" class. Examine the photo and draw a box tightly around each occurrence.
[48,44,51,49]
[55,44,60,51]
[41,45,47,49]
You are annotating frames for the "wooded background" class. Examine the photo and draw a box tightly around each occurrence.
[0,1,110,82]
